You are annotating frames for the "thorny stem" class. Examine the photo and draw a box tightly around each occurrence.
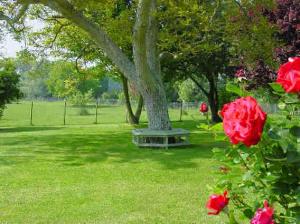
[223,207,239,224]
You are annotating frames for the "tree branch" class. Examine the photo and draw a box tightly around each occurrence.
[30,22,70,56]
[189,74,209,97]
[145,0,160,79]
[13,4,29,22]
[42,0,137,86]
[0,2,29,32]
[74,47,88,74]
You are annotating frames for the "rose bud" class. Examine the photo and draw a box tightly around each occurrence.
[220,96,267,147]
[277,57,300,93]
[235,68,246,78]
[251,201,275,224]
[199,102,208,113]
[206,190,229,215]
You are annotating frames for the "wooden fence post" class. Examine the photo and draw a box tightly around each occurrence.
[30,101,33,126]
[63,100,67,125]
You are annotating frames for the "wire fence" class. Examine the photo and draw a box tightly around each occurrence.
[1,100,199,127]
[1,99,294,127]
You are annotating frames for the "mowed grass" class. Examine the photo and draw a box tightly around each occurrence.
[0,101,231,224]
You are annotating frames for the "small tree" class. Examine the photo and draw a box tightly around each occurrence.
[177,79,200,103]
[0,59,22,117]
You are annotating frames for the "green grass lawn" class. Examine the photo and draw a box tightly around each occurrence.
[0,101,231,223]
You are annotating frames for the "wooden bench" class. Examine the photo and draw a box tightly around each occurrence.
[132,128,190,148]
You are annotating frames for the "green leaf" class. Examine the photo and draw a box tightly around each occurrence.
[243,209,254,219]
[226,83,243,96]
[269,82,285,93]
[278,102,286,110]
[267,129,281,140]
[210,122,223,131]
[287,151,300,164]
[285,94,300,104]
[242,170,252,181]
[197,124,210,130]
[290,126,300,138]
[233,157,241,164]
[215,135,227,141]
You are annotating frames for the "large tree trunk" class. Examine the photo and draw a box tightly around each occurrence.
[39,0,171,130]
[132,0,171,130]
[142,88,171,129]
[207,91,222,123]
[207,75,222,123]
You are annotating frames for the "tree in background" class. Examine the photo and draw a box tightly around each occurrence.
[177,79,202,103]
[0,58,22,118]
[226,0,283,91]
[159,1,233,123]
[15,50,52,99]
[264,0,300,62]
[228,0,299,93]
[46,60,101,100]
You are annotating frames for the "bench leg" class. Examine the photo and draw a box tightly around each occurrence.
[165,137,168,149]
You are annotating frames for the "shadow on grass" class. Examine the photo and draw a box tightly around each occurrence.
[0,120,225,169]
[0,126,64,133]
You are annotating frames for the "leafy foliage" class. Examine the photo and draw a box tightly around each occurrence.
[46,61,101,99]
[210,82,300,223]
[16,50,52,99]
[232,0,300,91]
[0,58,22,117]
[263,0,300,63]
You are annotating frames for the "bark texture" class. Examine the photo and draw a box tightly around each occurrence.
[206,75,222,123]
[132,0,171,130]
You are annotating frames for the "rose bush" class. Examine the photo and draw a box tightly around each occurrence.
[205,58,300,224]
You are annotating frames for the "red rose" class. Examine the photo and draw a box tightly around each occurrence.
[277,57,300,93]
[206,191,229,215]
[235,68,246,78]
[220,96,267,147]
[199,102,208,113]
[251,201,275,224]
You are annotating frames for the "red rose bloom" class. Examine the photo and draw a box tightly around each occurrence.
[235,68,246,78]
[206,191,229,215]
[199,102,208,113]
[277,57,300,93]
[251,201,275,224]
[220,96,267,147]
